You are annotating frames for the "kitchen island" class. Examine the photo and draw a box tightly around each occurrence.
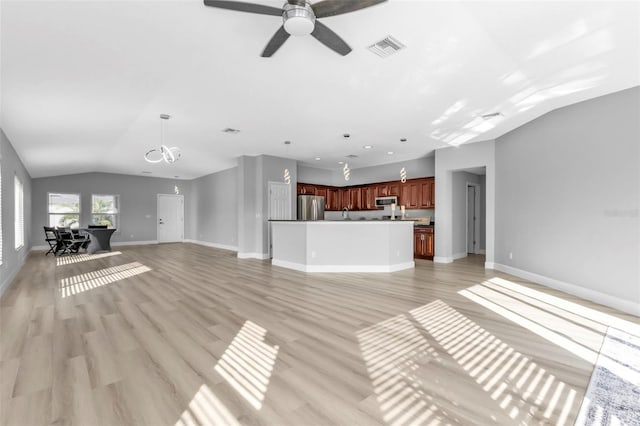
[270,220,415,272]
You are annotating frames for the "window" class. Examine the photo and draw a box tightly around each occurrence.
[14,176,24,249]
[48,193,80,229]
[92,194,119,229]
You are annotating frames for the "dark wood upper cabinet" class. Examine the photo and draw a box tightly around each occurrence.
[315,186,328,209]
[401,181,420,209]
[327,188,340,211]
[361,186,375,210]
[298,183,317,195]
[419,177,435,209]
[297,177,434,211]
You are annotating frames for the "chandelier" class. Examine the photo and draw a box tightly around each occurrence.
[144,114,181,164]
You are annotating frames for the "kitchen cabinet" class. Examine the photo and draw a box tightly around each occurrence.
[298,177,435,211]
[414,226,434,260]
[297,183,317,195]
[361,186,376,210]
[326,188,340,211]
[315,187,328,209]
[401,181,420,209]
[419,178,435,209]
[339,187,361,210]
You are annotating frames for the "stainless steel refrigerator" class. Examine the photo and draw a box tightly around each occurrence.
[297,195,325,221]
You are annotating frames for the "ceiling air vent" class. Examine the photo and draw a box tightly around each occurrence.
[481,112,503,120]
[222,128,240,134]
[346,154,358,158]
[368,35,405,58]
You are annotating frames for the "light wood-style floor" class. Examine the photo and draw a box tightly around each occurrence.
[1,243,638,426]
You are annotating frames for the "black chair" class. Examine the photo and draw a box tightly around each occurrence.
[55,227,86,256]
[71,229,91,251]
[43,226,58,256]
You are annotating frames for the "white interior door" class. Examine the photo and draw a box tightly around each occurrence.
[269,182,292,221]
[157,194,184,243]
[268,182,292,257]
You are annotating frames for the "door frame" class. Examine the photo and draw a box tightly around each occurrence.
[466,183,481,254]
[267,181,292,257]
[157,193,184,243]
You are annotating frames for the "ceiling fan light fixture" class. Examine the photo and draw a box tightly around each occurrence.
[283,3,315,36]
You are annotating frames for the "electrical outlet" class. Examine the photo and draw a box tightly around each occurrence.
[509,252,513,260]
[311,251,317,258]
[130,234,134,238]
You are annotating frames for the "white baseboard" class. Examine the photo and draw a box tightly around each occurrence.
[0,252,28,298]
[493,263,640,316]
[433,256,453,263]
[477,249,486,255]
[453,252,467,260]
[237,252,270,260]
[184,239,238,252]
[112,240,159,246]
[31,240,158,251]
[485,261,496,269]
[272,259,415,273]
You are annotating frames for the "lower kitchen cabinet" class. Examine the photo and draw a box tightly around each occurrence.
[414,227,434,260]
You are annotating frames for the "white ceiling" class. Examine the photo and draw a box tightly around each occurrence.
[1,0,639,179]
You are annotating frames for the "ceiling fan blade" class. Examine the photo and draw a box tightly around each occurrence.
[311,0,387,18]
[310,21,351,56]
[261,26,291,57]
[203,0,283,16]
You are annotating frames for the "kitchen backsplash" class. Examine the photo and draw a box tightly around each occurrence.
[325,208,434,221]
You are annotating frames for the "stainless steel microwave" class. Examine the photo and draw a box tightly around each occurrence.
[375,196,398,208]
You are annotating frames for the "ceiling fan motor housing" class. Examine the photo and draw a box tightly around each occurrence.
[282,2,316,36]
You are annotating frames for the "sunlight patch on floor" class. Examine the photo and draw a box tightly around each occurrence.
[58,262,150,297]
[214,321,279,410]
[175,384,239,426]
[56,251,122,266]
[357,313,454,426]
[486,277,640,335]
[459,280,605,363]
[410,300,578,426]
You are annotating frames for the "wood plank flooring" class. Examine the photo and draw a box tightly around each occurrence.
[1,243,638,426]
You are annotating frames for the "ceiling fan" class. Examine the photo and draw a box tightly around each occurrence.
[203,0,387,57]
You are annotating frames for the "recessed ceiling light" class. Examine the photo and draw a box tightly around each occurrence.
[142,171,152,174]
[387,151,394,155]
[363,145,372,149]
[338,161,344,165]
[400,138,407,142]
[314,157,321,161]
[222,128,241,134]
[346,154,358,158]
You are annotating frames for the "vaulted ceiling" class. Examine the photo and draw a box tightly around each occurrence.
[1,0,638,179]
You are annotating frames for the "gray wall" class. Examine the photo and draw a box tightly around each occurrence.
[298,156,435,187]
[1,129,32,294]
[435,140,496,264]
[237,154,297,257]
[495,86,640,307]
[189,167,237,249]
[452,171,484,257]
[31,172,192,247]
